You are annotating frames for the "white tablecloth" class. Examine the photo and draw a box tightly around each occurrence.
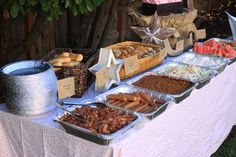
[1,61,236,157]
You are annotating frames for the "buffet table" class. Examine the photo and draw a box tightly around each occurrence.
[1,58,236,157]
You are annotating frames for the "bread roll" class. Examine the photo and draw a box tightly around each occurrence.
[113,49,122,58]
[61,52,70,57]
[52,62,62,66]
[49,56,71,64]
[69,53,83,62]
[121,50,130,58]
[128,50,138,56]
[123,46,134,52]
[146,47,154,51]
[136,46,148,53]
[53,68,61,72]
[71,61,81,67]
[62,62,74,67]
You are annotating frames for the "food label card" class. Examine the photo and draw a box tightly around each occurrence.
[196,29,206,40]
[173,32,180,38]
[124,55,139,76]
[186,32,193,47]
[57,77,75,99]
[159,48,166,58]
[95,67,109,91]
[164,38,184,56]
[176,40,184,51]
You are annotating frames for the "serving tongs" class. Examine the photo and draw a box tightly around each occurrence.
[62,101,106,108]
[56,102,86,123]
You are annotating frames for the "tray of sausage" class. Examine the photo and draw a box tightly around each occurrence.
[54,103,142,145]
[127,72,196,103]
[95,85,174,120]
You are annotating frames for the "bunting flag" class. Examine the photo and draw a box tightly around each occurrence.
[226,11,236,40]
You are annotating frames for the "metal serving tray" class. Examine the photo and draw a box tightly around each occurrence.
[172,52,230,73]
[152,62,216,89]
[127,72,196,103]
[191,37,236,64]
[95,85,174,120]
[54,104,142,145]
[216,38,236,64]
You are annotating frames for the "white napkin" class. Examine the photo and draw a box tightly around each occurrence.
[226,11,236,40]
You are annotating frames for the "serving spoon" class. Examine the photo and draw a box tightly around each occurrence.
[56,102,86,123]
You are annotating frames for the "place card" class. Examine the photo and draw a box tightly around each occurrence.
[196,29,206,40]
[164,39,184,56]
[173,32,180,38]
[95,67,109,91]
[186,32,194,48]
[57,77,75,99]
[124,55,139,76]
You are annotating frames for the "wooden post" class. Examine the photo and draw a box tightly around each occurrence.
[187,0,195,10]
[117,0,128,41]
[25,12,36,59]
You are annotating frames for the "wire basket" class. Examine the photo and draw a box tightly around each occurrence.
[43,48,98,97]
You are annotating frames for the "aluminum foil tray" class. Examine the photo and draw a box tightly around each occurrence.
[216,38,236,63]
[95,85,174,120]
[152,62,215,89]
[54,104,142,145]
[152,62,215,83]
[190,38,236,64]
[173,52,230,72]
[127,72,196,103]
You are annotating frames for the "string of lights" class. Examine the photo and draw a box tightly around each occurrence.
[197,0,236,38]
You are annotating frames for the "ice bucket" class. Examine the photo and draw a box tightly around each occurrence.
[0,60,57,115]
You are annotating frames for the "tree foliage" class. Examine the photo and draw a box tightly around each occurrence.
[0,0,104,20]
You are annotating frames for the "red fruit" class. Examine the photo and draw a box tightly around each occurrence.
[228,53,236,58]
[199,45,204,54]
[207,46,212,55]
[222,48,231,57]
[203,45,209,54]
[204,39,218,47]
[193,42,201,53]
[211,48,218,55]
[217,49,224,57]
[193,43,198,52]
[225,45,236,55]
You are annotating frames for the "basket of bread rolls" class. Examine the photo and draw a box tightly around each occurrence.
[107,41,167,80]
[43,48,98,97]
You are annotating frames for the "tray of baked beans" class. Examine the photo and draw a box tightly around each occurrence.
[95,85,174,120]
[127,72,197,103]
[54,102,142,145]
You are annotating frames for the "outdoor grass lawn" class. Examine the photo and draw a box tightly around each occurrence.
[212,126,236,157]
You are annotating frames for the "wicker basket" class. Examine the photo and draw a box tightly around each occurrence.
[107,41,167,80]
[43,48,98,97]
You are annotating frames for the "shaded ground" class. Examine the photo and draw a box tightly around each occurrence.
[212,126,236,157]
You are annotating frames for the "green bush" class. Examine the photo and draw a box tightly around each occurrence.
[212,126,236,157]
[0,0,104,20]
